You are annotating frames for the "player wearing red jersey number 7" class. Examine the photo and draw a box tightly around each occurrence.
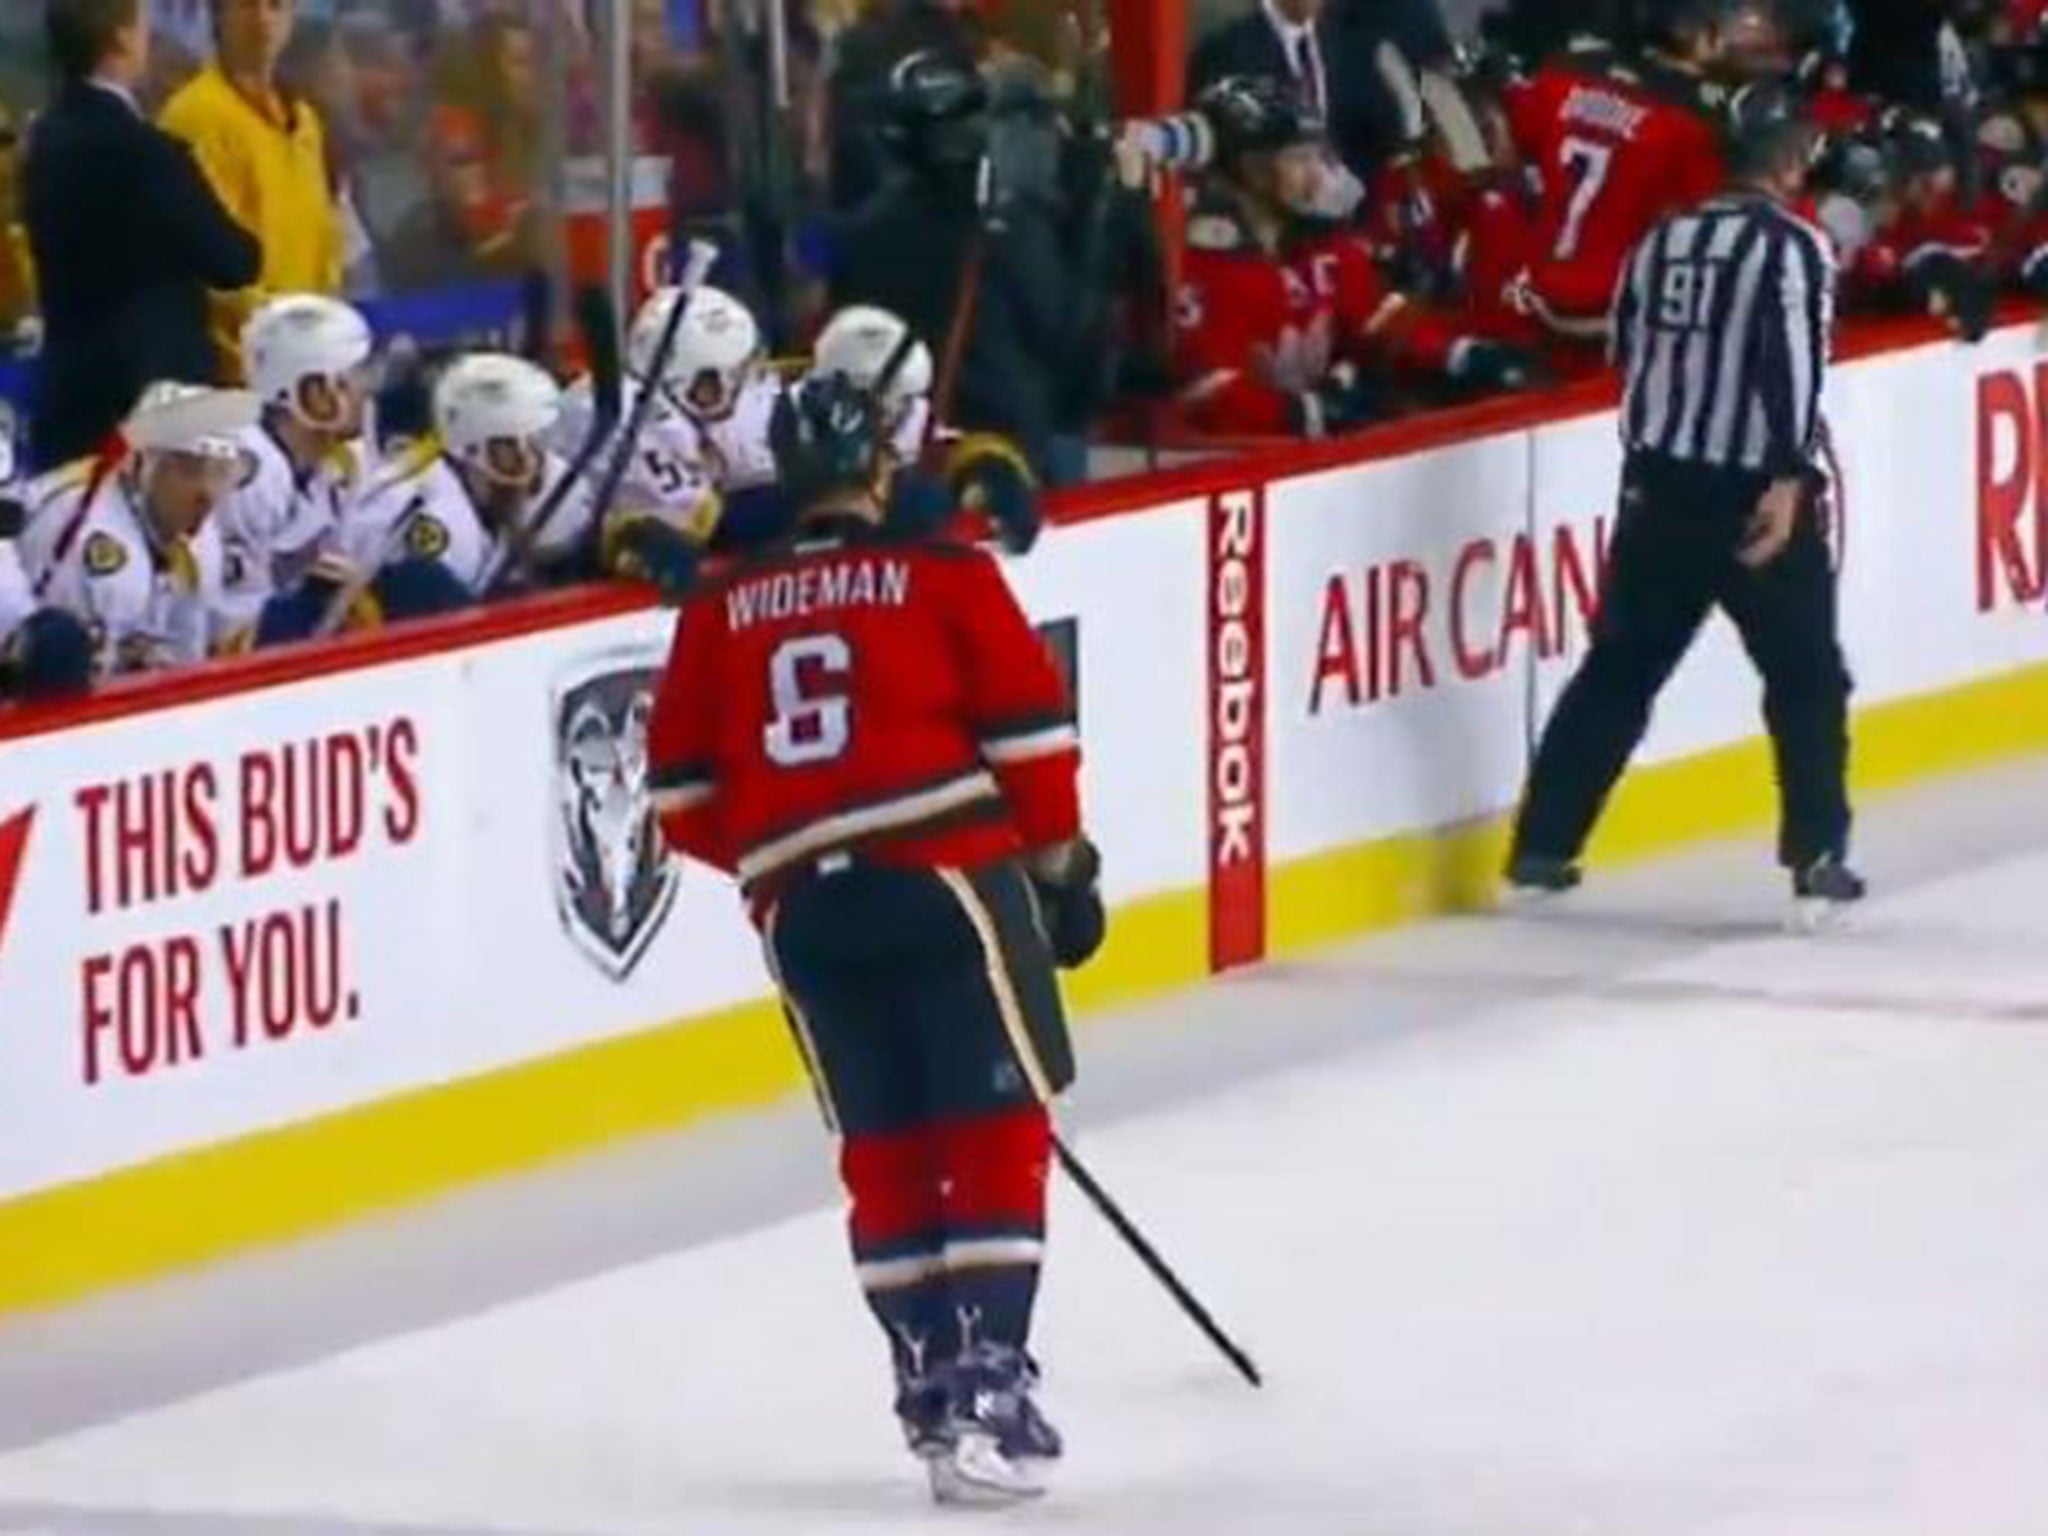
[1502,4,1728,366]
[646,370,1103,1507]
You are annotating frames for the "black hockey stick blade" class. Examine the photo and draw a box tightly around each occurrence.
[1053,1133,1264,1388]
[480,283,622,597]
[870,325,921,410]
[518,268,554,368]
[575,282,626,433]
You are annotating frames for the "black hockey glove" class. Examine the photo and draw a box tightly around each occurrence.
[1911,251,1996,344]
[1028,836,1107,970]
[605,513,703,604]
[1448,338,1546,393]
[0,607,93,701]
[1288,364,1385,439]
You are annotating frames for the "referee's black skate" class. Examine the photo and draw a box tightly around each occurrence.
[1504,853,1583,896]
[1790,854,1866,930]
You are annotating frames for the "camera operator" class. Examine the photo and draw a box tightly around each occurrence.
[826,0,983,213]
[829,48,1111,486]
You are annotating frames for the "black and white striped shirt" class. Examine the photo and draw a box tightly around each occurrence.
[1612,194,1835,477]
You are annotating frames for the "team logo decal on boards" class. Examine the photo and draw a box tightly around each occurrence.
[549,646,679,981]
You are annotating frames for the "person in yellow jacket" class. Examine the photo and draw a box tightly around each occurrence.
[160,0,344,382]
[0,95,34,345]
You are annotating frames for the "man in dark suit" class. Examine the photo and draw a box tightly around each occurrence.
[1189,0,1456,180]
[24,0,260,469]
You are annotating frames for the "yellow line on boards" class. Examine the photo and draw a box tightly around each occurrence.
[4,661,2047,1318]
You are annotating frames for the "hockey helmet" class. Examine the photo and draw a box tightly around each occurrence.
[123,381,258,538]
[124,380,259,461]
[242,294,376,435]
[882,48,991,168]
[1197,74,1326,167]
[769,371,889,513]
[434,352,562,489]
[1888,111,1955,180]
[629,284,762,421]
[813,305,934,425]
[1723,78,1817,178]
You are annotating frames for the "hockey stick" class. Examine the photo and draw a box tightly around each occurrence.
[313,286,621,635]
[477,282,628,596]
[1052,1132,1263,1388]
[583,237,720,533]
[518,267,555,367]
[918,158,995,456]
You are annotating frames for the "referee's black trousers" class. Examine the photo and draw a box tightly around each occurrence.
[1512,452,1852,870]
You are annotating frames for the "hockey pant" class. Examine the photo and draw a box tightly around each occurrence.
[765,856,1074,1382]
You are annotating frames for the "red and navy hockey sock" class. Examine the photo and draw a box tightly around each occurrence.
[936,1104,1053,1356]
[840,1126,949,1381]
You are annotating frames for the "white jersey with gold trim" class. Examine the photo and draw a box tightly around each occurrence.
[17,464,229,676]
[212,423,373,625]
[0,540,30,651]
[556,369,783,502]
[341,449,595,597]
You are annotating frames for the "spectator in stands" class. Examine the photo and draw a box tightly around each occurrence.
[0,97,34,351]
[419,11,542,276]
[161,0,346,383]
[25,0,260,470]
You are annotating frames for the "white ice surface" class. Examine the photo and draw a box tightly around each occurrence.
[4,771,2048,1535]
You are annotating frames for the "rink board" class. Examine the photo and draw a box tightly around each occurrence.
[3,317,2047,1313]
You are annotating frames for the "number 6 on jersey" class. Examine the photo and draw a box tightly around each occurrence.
[765,633,854,767]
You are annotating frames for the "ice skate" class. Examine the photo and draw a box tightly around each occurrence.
[924,1346,1059,1505]
[1789,854,1866,932]
[1504,853,1583,899]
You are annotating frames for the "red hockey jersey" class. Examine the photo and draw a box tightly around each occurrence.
[1174,196,1456,436]
[648,525,1081,900]
[1506,55,1725,337]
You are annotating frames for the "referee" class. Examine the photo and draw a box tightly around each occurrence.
[1506,82,1864,915]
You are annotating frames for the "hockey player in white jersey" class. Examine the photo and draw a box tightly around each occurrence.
[345,353,595,597]
[0,433,31,656]
[215,295,378,633]
[811,301,1044,554]
[812,303,934,466]
[18,382,259,678]
[557,284,777,520]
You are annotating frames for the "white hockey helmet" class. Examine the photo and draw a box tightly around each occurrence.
[814,305,934,416]
[125,381,260,462]
[242,294,375,432]
[629,284,761,420]
[434,352,562,488]
[124,381,260,533]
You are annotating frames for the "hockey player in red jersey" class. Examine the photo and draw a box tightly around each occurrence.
[1502,1,1728,361]
[647,370,1104,1506]
[1174,74,1540,439]
[1845,113,1998,340]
